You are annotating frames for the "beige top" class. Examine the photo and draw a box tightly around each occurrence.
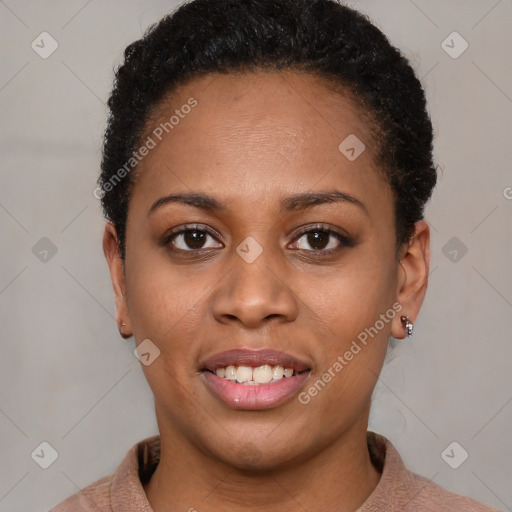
[50,432,500,511]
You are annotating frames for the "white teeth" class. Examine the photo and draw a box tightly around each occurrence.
[225,365,237,380]
[272,365,284,380]
[235,366,253,383]
[212,365,298,384]
[253,365,273,384]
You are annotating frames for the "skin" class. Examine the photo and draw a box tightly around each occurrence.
[103,70,430,511]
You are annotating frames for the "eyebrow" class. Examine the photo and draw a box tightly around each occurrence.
[148,189,367,216]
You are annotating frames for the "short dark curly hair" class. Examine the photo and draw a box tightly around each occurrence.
[98,0,437,260]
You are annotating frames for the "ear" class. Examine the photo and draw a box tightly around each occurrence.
[391,220,430,339]
[103,222,132,339]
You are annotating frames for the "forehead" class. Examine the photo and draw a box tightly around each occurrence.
[132,70,390,217]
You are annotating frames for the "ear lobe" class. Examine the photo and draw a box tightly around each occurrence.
[392,220,430,339]
[103,222,133,338]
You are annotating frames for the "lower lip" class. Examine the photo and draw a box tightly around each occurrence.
[201,371,310,410]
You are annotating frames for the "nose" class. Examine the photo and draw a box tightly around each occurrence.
[212,246,299,329]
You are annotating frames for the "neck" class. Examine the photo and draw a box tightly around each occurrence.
[144,415,381,512]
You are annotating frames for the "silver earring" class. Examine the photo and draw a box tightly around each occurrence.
[400,316,414,337]
[119,321,131,340]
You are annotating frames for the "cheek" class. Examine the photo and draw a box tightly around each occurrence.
[126,262,208,419]
[124,252,208,371]
[126,229,200,321]
[300,252,397,397]
[307,252,397,342]
[295,281,394,439]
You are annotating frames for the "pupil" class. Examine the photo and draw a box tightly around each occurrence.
[185,230,205,248]
[308,231,328,250]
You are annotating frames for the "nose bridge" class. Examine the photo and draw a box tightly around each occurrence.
[212,234,298,327]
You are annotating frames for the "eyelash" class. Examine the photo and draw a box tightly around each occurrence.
[163,223,354,257]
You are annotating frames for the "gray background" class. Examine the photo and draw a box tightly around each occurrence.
[1,0,511,510]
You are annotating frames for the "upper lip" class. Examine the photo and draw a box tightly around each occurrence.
[200,348,311,373]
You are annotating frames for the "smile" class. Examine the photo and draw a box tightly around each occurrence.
[200,349,312,409]
[206,364,303,385]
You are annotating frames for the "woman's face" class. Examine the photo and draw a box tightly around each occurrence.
[105,70,428,469]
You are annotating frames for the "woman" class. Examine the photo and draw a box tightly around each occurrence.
[51,0,500,510]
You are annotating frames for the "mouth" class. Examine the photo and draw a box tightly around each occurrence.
[199,349,312,410]
[203,365,306,385]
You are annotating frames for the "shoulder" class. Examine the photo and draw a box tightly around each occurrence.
[49,435,160,512]
[402,469,501,512]
[361,432,501,512]
[48,474,114,511]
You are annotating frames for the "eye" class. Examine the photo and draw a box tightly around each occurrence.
[166,225,223,251]
[163,223,352,255]
[290,224,352,253]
